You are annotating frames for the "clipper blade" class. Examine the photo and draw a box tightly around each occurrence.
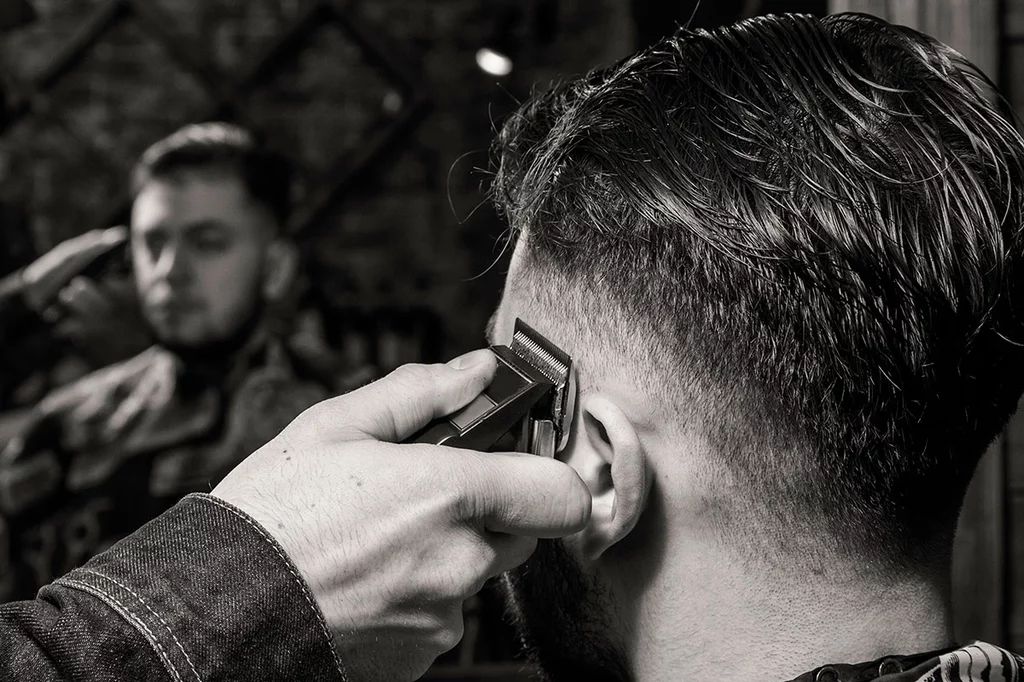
[509,320,576,452]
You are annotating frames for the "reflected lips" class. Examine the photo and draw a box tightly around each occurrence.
[148,298,201,318]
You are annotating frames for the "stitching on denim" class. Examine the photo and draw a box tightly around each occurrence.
[198,494,346,678]
[80,569,202,682]
[58,577,184,682]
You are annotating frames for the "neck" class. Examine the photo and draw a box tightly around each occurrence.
[158,304,268,371]
[160,317,271,393]
[615,533,954,682]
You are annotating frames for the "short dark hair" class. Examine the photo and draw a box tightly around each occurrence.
[491,13,1024,571]
[132,122,293,228]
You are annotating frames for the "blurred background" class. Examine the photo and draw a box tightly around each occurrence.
[0,0,1021,679]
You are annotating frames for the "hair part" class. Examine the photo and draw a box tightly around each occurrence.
[132,122,294,230]
[491,13,1024,572]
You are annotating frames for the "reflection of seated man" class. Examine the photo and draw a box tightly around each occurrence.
[0,122,354,601]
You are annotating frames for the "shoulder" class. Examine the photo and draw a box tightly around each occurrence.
[221,356,329,455]
[37,346,173,417]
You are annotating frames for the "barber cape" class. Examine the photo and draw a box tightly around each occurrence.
[0,327,370,601]
[790,641,1023,682]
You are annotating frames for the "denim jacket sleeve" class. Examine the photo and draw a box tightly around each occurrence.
[0,493,346,681]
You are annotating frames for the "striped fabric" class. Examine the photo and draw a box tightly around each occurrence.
[792,642,1024,682]
[920,643,1023,682]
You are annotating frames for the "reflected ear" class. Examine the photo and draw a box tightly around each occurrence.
[262,239,299,302]
[560,394,650,560]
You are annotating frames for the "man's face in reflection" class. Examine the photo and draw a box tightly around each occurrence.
[488,248,633,682]
[130,170,274,349]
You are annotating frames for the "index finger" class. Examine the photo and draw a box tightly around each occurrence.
[460,451,592,538]
[45,227,127,292]
[23,227,128,310]
[64,226,128,272]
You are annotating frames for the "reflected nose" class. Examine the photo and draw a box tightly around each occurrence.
[155,243,192,287]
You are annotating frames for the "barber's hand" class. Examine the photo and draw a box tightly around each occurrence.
[21,226,127,312]
[212,350,592,682]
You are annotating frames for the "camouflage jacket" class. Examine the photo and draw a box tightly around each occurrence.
[0,329,369,601]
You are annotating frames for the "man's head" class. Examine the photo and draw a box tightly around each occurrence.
[488,13,1024,680]
[130,122,297,349]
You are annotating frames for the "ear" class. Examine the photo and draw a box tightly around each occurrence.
[262,239,300,302]
[561,394,651,561]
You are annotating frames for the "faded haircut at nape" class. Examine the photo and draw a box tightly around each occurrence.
[489,12,1024,573]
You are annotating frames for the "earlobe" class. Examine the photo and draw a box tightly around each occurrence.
[562,395,650,561]
[263,239,299,302]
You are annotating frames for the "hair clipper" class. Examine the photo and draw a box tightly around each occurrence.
[404,319,576,457]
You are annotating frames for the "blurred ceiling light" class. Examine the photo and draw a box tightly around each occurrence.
[382,89,403,115]
[476,0,560,77]
[476,3,525,77]
[475,47,514,77]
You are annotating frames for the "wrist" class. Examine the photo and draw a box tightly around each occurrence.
[58,493,346,681]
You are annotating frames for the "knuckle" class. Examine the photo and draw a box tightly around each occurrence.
[389,363,454,400]
[285,400,325,435]
[456,543,494,596]
[491,535,538,574]
[442,485,474,522]
[511,535,539,566]
[547,461,590,522]
[440,461,479,522]
[389,363,436,387]
[431,608,465,653]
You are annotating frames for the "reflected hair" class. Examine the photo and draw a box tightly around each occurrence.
[491,13,1024,570]
[132,121,293,229]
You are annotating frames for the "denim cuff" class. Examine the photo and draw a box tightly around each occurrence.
[55,493,346,682]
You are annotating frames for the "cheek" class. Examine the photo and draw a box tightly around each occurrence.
[195,250,264,307]
[131,253,156,291]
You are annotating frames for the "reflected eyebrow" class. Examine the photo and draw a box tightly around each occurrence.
[183,219,231,235]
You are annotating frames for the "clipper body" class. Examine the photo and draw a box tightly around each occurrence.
[404,320,575,456]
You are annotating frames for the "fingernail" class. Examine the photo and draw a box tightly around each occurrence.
[446,348,494,371]
[104,226,128,243]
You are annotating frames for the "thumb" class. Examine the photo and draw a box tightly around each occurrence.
[323,349,497,442]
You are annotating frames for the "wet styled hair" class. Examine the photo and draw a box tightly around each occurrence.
[491,13,1024,570]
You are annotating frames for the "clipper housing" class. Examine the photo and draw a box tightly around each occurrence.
[404,319,576,456]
